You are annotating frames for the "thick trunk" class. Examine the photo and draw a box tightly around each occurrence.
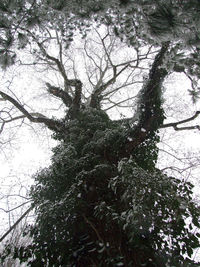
[124,42,169,157]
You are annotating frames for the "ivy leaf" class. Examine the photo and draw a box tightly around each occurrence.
[0,51,16,69]
[18,32,28,49]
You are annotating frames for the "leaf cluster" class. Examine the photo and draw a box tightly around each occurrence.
[2,108,199,266]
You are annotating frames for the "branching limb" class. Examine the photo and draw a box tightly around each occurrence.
[0,90,62,131]
[161,111,200,131]
[29,32,69,84]
[0,112,49,134]
[46,83,72,107]
[21,28,79,93]
[119,110,200,132]
[0,206,33,243]
[87,30,156,109]
[124,42,170,152]
[90,64,130,108]
[104,94,138,111]
[0,113,47,123]
[22,29,84,117]
[0,200,31,213]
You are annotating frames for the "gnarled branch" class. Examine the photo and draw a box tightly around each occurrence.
[46,83,73,107]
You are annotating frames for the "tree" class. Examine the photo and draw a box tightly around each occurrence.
[0,1,200,266]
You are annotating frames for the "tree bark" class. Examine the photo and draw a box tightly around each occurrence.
[125,42,170,154]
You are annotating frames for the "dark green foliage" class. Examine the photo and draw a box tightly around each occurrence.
[0,50,16,69]
[131,133,160,171]
[4,108,199,266]
[111,158,200,265]
[148,3,177,37]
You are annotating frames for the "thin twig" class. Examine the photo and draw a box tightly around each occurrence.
[0,206,33,243]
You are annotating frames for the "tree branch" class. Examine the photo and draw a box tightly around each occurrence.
[125,42,170,152]
[0,206,33,243]
[0,91,62,131]
[90,64,130,108]
[21,28,74,90]
[46,83,73,107]
[82,213,104,243]
[0,200,31,213]
[161,111,200,131]
[0,113,47,123]
[172,125,200,131]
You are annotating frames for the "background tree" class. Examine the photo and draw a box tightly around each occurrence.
[0,1,200,266]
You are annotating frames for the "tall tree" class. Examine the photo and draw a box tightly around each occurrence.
[0,1,200,266]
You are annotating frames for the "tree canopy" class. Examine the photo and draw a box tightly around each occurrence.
[0,0,200,266]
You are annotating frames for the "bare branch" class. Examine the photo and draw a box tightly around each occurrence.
[90,64,130,108]
[87,29,156,109]
[0,113,46,123]
[104,95,138,111]
[173,125,200,131]
[1,194,31,200]
[0,90,62,131]
[161,111,200,131]
[20,28,71,87]
[0,121,5,134]
[0,206,33,243]
[0,200,31,213]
